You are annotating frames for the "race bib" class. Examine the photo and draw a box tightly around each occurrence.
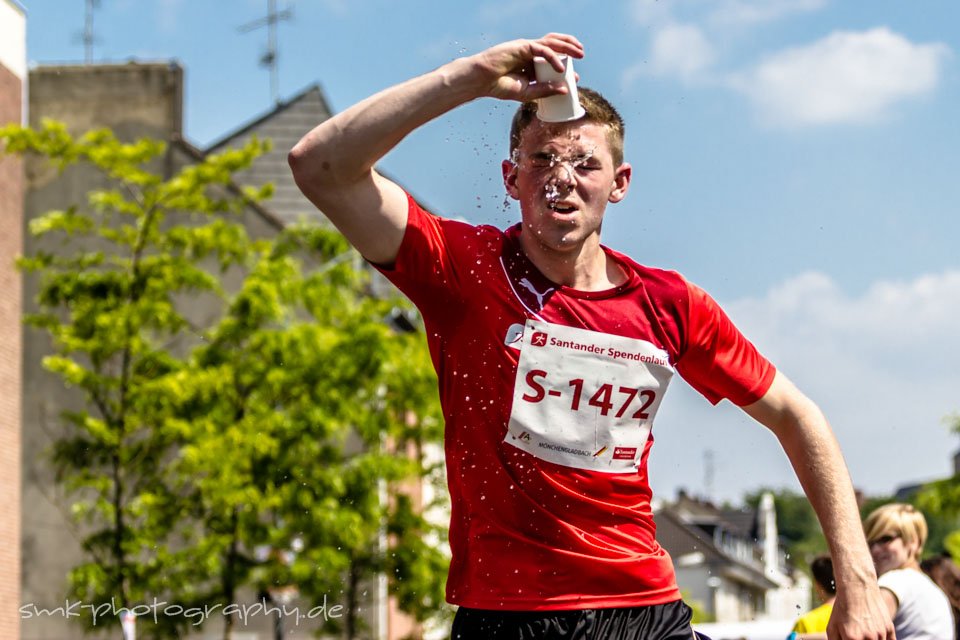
[506,320,674,473]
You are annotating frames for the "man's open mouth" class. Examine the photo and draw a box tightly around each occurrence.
[547,202,577,214]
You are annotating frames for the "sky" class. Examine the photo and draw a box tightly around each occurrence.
[19,0,960,504]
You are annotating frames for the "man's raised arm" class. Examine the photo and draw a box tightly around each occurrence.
[742,372,894,640]
[288,33,584,264]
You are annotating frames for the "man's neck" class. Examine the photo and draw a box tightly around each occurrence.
[519,232,626,291]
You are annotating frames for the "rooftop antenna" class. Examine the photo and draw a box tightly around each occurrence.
[703,449,715,504]
[79,0,101,64]
[238,0,293,105]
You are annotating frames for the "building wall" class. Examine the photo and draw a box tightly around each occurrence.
[765,575,812,621]
[0,3,26,639]
[714,578,762,623]
[675,566,713,618]
[21,62,188,640]
[29,63,182,142]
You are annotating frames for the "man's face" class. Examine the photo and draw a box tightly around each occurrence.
[502,119,631,255]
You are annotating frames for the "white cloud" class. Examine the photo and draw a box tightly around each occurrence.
[622,23,715,86]
[728,271,960,376]
[708,0,828,27]
[623,0,828,88]
[651,270,960,502]
[733,28,950,126]
[630,0,827,28]
[651,24,716,77]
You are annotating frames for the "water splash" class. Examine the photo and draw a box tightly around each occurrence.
[544,182,562,204]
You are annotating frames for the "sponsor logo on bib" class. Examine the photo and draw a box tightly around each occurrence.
[506,320,674,474]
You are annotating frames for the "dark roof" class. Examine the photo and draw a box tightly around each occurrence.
[170,134,285,232]
[199,82,433,229]
[672,493,758,538]
[201,85,335,227]
[204,83,334,152]
[719,508,758,539]
[656,507,727,563]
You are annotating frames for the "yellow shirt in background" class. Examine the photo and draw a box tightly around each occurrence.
[792,602,833,633]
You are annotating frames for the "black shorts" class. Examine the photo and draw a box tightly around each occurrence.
[451,600,699,640]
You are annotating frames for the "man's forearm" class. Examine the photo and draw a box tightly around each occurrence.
[287,34,584,265]
[290,34,584,197]
[289,57,481,194]
[772,398,876,591]
[745,372,892,639]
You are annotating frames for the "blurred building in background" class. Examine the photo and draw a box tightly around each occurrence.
[655,490,811,623]
[0,2,26,639]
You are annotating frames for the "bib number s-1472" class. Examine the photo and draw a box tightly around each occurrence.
[506,320,674,473]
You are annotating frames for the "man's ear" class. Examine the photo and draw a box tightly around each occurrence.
[608,162,632,204]
[502,159,520,200]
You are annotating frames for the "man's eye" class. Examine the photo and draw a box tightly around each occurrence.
[529,154,555,167]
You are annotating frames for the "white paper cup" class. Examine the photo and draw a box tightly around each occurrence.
[533,55,586,123]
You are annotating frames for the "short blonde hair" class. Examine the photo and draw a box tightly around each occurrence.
[863,503,928,561]
[509,87,626,167]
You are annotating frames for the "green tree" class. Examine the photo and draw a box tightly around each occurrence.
[157,223,447,638]
[4,121,448,639]
[917,414,960,515]
[911,413,960,559]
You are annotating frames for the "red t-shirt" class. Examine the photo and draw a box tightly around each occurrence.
[375,194,775,610]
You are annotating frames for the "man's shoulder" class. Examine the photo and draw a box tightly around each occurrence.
[442,219,506,254]
[608,247,690,295]
[408,198,506,251]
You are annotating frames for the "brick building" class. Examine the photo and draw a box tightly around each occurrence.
[0,2,26,639]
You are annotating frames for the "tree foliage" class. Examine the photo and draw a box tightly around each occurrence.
[911,413,960,559]
[4,121,448,639]
[917,415,960,514]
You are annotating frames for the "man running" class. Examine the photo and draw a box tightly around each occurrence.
[289,32,891,640]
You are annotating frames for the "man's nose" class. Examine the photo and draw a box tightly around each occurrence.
[547,160,576,185]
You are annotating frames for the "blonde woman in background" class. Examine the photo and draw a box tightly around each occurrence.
[863,503,954,640]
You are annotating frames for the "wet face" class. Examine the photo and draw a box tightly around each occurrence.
[869,532,917,576]
[502,119,630,255]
